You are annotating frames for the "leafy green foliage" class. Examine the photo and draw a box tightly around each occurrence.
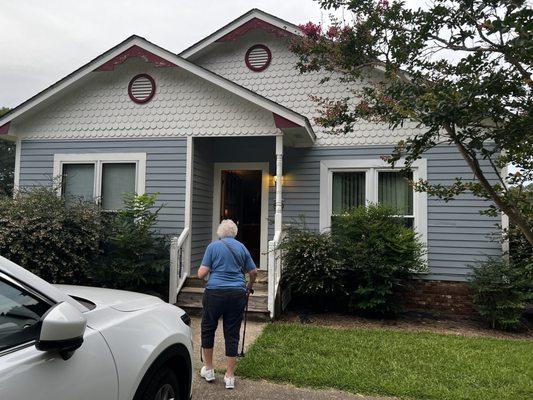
[0,107,14,197]
[292,0,533,245]
[0,186,168,296]
[237,324,533,400]
[332,204,426,316]
[470,259,532,330]
[281,205,425,316]
[92,193,168,295]
[280,223,343,308]
[0,186,104,283]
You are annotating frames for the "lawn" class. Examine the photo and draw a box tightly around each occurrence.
[237,323,533,400]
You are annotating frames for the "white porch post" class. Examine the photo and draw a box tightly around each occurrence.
[274,135,283,233]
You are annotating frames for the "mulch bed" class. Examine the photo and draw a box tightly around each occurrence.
[278,309,533,340]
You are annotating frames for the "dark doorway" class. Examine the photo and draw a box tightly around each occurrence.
[220,170,262,266]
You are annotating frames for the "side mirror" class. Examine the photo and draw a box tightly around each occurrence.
[36,302,87,360]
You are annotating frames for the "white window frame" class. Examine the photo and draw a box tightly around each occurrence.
[319,159,427,246]
[53,153,147,208]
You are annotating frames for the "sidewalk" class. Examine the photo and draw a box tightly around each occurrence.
[190,317,394,399]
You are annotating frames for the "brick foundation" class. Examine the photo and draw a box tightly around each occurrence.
[400,280,475,316]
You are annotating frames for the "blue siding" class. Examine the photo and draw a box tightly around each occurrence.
[19,138,187,236]
[191,138,214,270]
[283,144,502,281]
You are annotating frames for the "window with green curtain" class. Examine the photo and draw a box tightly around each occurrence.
[62,163,95,204]
[101,163,136,210]
[332,171,365,214]
[378,171,414,227]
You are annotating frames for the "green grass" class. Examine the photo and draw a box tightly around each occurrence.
[237,323,533,400]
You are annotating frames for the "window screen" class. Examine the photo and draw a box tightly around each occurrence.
[332,171,366,214]
[101,163,136,210]
[62,163,95,203]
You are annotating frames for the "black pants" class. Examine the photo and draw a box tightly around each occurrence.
[201,289,247,357]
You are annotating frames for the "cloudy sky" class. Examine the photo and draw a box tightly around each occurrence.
[0,0,331,108]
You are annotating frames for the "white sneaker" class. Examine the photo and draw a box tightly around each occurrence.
[200,366,215,382]
[224,375,235,389]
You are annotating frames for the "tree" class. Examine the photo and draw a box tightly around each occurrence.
[291,0,533,244]
[0,107,15,197]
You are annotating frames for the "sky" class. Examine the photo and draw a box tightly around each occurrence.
[0,0,330,108]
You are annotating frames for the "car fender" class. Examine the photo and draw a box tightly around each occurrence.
[96,303,193,400]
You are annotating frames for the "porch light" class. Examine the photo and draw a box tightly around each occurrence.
[272,175,285,186]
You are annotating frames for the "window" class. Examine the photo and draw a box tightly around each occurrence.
[0,279,51,352]
[378,171,414,228]
[54,153,146,210]
[332,171,365,214]
[320,159,427,243]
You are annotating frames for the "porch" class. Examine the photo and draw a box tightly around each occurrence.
[169,135,285,319]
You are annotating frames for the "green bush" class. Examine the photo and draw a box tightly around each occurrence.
[92,193,169,295]
[0,186,104,283]
[332,204,426,317]
[470,259,532,330]
[281,205,426,317]
[280,224,344,309]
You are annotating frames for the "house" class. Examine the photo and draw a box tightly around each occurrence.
[0,9,503,318]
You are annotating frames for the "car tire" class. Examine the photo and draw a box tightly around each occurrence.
[140,367,180,400]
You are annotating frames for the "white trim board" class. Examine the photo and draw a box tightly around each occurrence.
[212,162,270,269]
[319,158,428,247]
[53,152,147,205]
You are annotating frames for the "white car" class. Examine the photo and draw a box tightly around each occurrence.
[0,256,193,400]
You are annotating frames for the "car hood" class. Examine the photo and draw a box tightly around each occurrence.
[55,285,164,312]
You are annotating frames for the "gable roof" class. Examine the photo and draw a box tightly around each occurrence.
[0,35,314,142]
[179,9,303,59]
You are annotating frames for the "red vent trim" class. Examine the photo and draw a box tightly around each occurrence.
[128,74,156,104]
[216,18,294,42]
[96,45,176,72]
[245,44,272,72]
[0,122,10,135]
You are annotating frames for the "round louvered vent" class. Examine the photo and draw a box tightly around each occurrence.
[245,44,272,72]
[128,74,156,104]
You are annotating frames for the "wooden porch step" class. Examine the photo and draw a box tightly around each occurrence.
[177,285,269,321]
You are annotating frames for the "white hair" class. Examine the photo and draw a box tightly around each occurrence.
[217,219,238,238]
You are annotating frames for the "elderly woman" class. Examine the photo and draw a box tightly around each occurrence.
[198,219,257,389]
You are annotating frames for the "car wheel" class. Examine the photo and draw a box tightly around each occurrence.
[141,367,180,400]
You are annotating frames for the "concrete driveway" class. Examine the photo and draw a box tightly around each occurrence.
[189,316,394,399]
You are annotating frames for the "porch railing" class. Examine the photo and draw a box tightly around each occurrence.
[267,231,283,319]
[168,227,190,304]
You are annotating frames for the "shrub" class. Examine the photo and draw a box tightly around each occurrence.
[280,224,344,309]
[470,259,532,330]
[92,193,169,295]
[332,204,426,317]
[0,186,104,283]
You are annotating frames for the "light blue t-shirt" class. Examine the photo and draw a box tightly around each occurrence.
[201,237,256,291]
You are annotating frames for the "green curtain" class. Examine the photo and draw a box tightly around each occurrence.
[332,172,365,214]
[378,171,413,215]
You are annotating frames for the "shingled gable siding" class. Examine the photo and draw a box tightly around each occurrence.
[283,144,502,282]
[18,138,187,236]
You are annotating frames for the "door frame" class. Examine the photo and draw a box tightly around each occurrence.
[212,162,269,269]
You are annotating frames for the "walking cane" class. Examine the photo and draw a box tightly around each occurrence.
[238,289,254,357]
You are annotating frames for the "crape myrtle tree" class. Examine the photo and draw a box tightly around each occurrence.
[291,0,533,244]
[0,108,15,197]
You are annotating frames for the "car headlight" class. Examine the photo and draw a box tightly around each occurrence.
[180,312,191,326]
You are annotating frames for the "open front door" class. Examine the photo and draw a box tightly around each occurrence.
[213,163,269,269]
